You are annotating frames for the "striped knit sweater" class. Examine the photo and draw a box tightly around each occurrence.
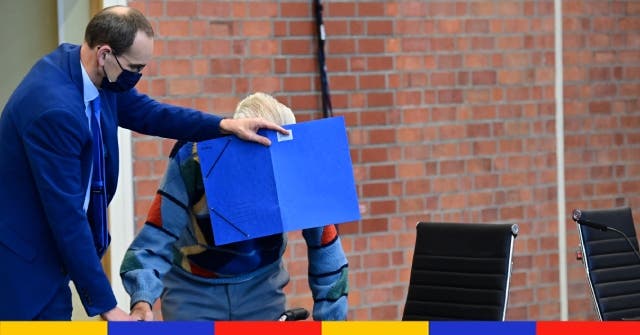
[120,142,349,320]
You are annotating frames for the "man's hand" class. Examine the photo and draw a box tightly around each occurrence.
[130,301,154,321]
[100,306,137,321]
[219,118,289,146]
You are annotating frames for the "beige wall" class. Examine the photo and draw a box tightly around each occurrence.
[0,1,58,111]
[59,0,92,44]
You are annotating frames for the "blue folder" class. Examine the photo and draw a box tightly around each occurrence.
[197,116,361,245]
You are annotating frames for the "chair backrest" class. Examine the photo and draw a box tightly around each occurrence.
[402,222,518,321]
[576,206,640,320]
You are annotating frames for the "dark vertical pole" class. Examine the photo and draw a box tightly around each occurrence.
[314,0,333,118]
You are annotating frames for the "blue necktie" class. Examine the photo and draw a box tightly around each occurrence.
[89,96,110,257]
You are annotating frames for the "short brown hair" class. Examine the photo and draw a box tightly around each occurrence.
[84,5,154,55]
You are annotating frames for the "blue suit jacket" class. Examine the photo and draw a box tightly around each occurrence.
[0,44,224,319]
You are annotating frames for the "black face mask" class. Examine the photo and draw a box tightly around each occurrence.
[101,54,142,92]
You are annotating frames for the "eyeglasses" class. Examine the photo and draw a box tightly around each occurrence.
[113,53,146,73]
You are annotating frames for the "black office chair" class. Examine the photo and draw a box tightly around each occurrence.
[402,222,519,321]
[573,206,640,320]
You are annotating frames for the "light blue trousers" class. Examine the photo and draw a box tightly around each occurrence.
[160,260,289,321]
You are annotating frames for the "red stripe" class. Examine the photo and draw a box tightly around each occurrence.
[189,260,219,278]
[215,321,321,335]
[146,193,163,228]
[321,225,338,245]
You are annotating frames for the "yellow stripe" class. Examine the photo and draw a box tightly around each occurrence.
[322,321,428,335]
[0,321,106,335]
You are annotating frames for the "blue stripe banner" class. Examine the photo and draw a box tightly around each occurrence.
[108,321,213,335]
[429,321,537,335]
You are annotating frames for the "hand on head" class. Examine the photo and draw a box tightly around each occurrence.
[219,118,289,146]
[220,92,296,146]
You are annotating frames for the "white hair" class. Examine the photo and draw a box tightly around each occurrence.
[233,92,296,126]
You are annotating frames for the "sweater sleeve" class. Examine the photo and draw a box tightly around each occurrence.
[302,225,349,320]
[119,150,193,308]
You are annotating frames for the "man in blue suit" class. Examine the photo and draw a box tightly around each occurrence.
[0,6,287,321]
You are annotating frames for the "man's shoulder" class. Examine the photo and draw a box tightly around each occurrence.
[33,43,80,80]
[12,44,81,106]
[8,75,82,117]
[4,70,84,131]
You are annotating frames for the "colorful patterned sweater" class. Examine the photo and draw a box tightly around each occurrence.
[120,142,349,320]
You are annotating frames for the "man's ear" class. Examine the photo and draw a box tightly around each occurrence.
[96,45,111,65]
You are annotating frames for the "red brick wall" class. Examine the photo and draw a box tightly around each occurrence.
[125,0,640,321]
[563,0,640,320]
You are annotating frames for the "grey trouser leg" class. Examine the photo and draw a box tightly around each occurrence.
[161,261,289,321]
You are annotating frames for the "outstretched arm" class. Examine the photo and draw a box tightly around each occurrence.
[117,90,288,146]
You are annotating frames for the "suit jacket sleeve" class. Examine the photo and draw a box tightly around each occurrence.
[115,89,225,142]
[23,107,117,316]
